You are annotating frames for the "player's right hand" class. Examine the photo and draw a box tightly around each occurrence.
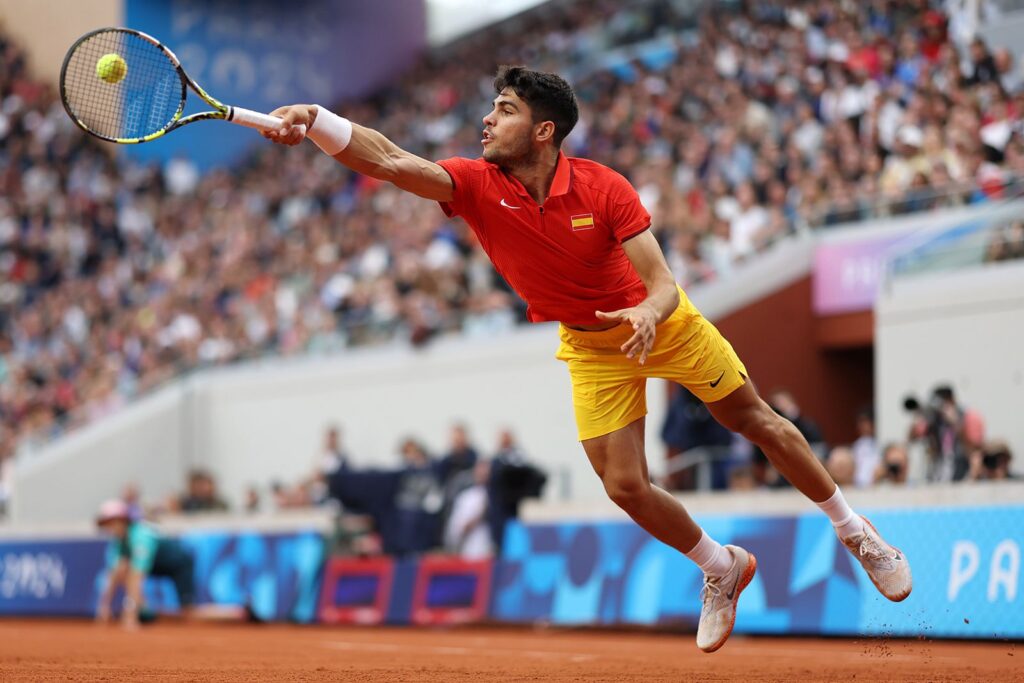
[263,104,317,146]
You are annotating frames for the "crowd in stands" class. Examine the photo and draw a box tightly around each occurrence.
[663,380,1016,492]
[109,423,546,557]
[3,0,1024,464]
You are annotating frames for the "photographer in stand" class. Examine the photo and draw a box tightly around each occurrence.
[903,385,985,483]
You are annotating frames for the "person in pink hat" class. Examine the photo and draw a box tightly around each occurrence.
[95,499,252,628]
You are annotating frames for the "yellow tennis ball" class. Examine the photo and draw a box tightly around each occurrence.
[96,53,127,84]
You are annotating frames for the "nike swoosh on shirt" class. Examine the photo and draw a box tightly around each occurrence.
[500,198,522,209]
[710,371,725,388]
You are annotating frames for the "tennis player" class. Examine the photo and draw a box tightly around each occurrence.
[264,66,911,652]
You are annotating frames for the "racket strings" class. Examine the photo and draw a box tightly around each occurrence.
[62,29,184,141]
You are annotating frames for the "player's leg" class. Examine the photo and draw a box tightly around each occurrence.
[581,417,756,653]
[704,381,911,601]
[703,382,835,501]
[581,416,703,553]
[666,300,912,602]
[557,321,755,652]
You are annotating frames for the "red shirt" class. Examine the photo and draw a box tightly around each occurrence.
[437,152,650,326]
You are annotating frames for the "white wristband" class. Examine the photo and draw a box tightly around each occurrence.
[308,105,352,155]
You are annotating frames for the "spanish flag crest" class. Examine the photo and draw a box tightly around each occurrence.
[570,213,595,231]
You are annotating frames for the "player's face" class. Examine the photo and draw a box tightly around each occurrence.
[482,89,536,165]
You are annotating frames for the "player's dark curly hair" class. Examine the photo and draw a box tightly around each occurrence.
[494,65,579,147]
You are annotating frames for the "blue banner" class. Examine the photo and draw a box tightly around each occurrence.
[493,505,1024,639]
[123,0,426,169]
[0,540,106,615]
[0,529,325,622]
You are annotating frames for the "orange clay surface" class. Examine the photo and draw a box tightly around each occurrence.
[0,620,1019,682]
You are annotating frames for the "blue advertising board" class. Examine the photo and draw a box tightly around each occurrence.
[0,540,107,615]
[123,0,426,169]
[0,529,324,622]
[493,505,1024,639]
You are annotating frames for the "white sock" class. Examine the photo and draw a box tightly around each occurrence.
[816,486,865,539]
[684,531,734,577]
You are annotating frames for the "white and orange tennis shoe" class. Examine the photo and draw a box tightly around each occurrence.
[842,516,912,602]
[695,545,757,653]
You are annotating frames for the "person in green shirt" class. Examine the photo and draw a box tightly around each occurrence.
[95,499,253,628]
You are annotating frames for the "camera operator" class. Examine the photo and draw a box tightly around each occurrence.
[903,385,984,482]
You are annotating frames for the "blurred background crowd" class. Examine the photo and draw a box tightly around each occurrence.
[2,0,1024,490]
[661,380,1016,493]
[107,422,547,559]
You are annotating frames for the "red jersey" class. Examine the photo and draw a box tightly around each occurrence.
[437,152,650,326]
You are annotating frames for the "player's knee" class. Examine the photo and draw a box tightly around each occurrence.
[602,473,649,512]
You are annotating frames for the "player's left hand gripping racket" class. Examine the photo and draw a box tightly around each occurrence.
[60,27,304,144]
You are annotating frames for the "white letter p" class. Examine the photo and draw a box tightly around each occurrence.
[948,540,979,602]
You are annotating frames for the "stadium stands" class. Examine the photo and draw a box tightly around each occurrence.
[2,0,1023,475]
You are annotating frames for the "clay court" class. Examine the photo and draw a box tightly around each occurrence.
[0,621,1018,682]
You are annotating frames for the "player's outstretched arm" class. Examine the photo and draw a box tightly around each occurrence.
[263,104,454,202]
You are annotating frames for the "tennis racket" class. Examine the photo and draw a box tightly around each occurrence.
[60,27,304,144]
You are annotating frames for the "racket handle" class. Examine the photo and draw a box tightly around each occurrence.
[228,106,307,135]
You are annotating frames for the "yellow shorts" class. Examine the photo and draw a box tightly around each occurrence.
[555,287,748,441]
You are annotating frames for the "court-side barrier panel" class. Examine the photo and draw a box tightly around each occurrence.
[316,555,494,626]
[3,505,1020,638]
[0,530,324,622]
[492,505,1024,638]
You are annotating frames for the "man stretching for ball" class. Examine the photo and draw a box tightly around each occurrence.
[264,67,911,652]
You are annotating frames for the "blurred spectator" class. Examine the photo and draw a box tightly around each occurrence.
[904,384,984,482]
[309,425,349,505]
[318,425,349,475]
[752,389,824,488]
[178,469,229,514]
[851,409,880,489]
[443,459,494,559]
[992,47,1022,94]
[243,486,262,514]
[967,440,1016,481]
[393,438,444,554]
[985,220,1024,262]
[437,423,479,487]
[826,446,856,487]
[875,442,910,486]
[121,482,143,521]
[965,37,999,86]
[487,429,546,551]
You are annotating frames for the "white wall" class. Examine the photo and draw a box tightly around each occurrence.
[876,259,1024,466]
[13,384,190,522]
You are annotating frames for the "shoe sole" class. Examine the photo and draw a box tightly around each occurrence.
[699,550,758,654]
[861,516,912,602]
